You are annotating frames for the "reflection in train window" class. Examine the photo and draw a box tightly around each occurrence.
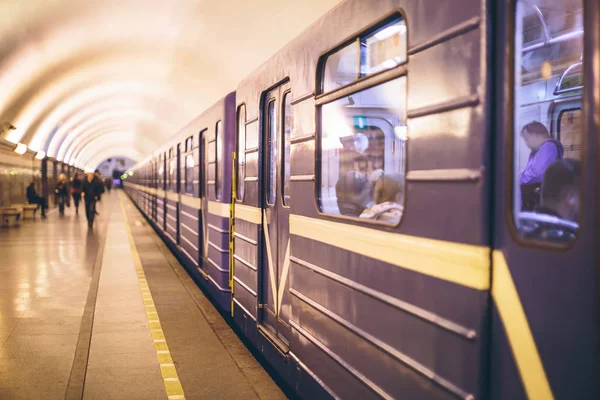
[185,154,194,195]
[169,158,176,192]
[200,129,207,198]
[323,42,357,93]
[513,0,583,244]
[322,16,406,93]
[319,76,406,225]
[215,120,222,200]
[267,100,277,205]
[159,154,165,189]
[237,105,246,201]
[282,93,291,206]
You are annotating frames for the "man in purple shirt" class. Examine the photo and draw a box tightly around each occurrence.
[519,121,564,211]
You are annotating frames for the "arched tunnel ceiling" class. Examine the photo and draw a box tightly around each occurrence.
[0,0,342,170]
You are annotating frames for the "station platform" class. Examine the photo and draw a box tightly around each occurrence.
[0,191,286,400]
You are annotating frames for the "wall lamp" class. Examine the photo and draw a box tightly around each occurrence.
[14,143,27,155]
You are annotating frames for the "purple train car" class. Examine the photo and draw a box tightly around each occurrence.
[126,0,599,398]
[128,93,236,311]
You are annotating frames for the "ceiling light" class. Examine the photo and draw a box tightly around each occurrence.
[35,151,46,160]
[14,143,27,155]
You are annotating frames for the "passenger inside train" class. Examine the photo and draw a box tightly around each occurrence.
[518,159,580,242]
[539,159,580,220]
[335,170,372,217]
[519,121,564,211]
[513,0,583,243]
[359,170,404,222]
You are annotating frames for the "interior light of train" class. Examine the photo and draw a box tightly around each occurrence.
[14,143,27,155]
[186,155,194,168]
[381,59,398,69]
[373,23,406,41]
[322,135,343,150]
[35,151,46,160]
[394,126,408,141]
[541,61,552,80]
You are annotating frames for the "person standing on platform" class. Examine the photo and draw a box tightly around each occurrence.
[55,174,69,216]
[71,173,83,215]
[82,172,99,227]
[94,171,105,202]
[93,172,104,216]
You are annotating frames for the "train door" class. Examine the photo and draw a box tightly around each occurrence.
[176,144,181,244]
[151,158,157,222]
[259,82,292,348]
[200,129,209,274]
[490,0,598,399]
[159,153,167,231]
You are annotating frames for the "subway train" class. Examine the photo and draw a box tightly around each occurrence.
[124,0,599,399]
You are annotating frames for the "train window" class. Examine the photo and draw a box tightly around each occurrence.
[185,136,193,152]
[558,108,582,160]
[215,120,222,200]
[200,129,207,198]
[161,153,166,189]
[282,93,292,206]
[267,99,277,205]
[169,158,176,192]
[185,154,194,195]
[512,0,583,244]
[158,155,163,188]
[236,105,246,201]
[318,76,407,225]
[323,42,357,92]
[322,17,406,93]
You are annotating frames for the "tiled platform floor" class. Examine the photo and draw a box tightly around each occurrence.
[0,191,285,400]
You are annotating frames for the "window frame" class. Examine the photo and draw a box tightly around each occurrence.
[184,153,195,195]
[215,120,222,200]
[316,12,408,96]
[159,153,166,190]
[314,11,408,228]
[505,0,585,250]
[199,128,207,198]
[281,91,292,208]
[180,136,195,196]
[168,147,177,192]
[236,104,247,201]
[557,107,583,143]
[266,98,277,206]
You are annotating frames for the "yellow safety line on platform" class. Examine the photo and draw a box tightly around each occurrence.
[118,191,186,400]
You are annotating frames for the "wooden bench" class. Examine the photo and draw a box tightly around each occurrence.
[12,203,38,220]
[0,207,22,228]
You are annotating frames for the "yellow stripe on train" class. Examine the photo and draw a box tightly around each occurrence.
[289,214,490,291]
